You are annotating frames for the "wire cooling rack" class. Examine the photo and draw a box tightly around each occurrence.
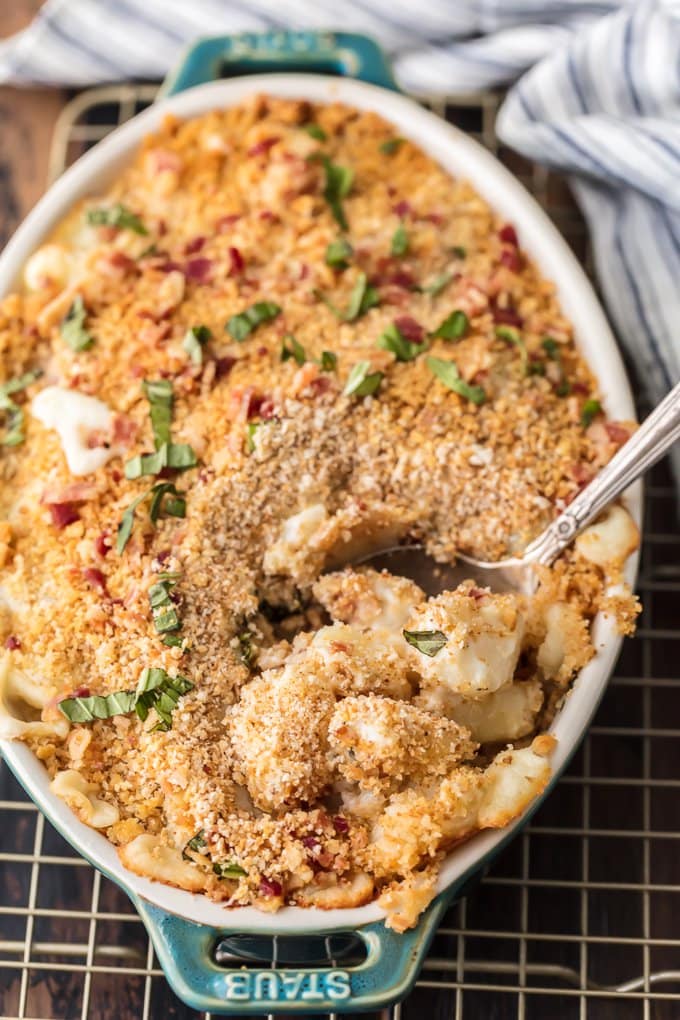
[1,83,679,1020]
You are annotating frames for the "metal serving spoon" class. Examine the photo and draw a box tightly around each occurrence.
[363,381,680,595]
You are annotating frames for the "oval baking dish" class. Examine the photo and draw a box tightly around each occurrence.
[0,30,641,1015]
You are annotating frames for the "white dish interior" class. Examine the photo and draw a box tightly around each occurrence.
[0,74,641,934]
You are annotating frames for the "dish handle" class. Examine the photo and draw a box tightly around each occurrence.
[135,892,450,1015]
[160,31,399,97]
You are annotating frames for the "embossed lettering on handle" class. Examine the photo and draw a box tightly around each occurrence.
[223,969,351,1003]
[524,380,680,567]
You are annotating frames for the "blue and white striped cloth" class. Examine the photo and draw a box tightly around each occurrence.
[1,0,678,450]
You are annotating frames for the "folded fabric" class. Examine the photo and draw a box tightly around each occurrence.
[0,0,678,481]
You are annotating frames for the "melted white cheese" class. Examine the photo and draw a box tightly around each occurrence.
[32,386,116,476]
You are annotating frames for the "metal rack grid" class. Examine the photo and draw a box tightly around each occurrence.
[1,83,679,1020]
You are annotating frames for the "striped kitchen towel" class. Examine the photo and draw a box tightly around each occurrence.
[0,0,678,457]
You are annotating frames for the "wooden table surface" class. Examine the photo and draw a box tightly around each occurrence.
[0,2,68,248]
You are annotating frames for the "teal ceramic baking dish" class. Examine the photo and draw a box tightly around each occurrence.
[0,29,640,1015]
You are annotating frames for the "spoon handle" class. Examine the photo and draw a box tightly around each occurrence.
[524,380,680,567]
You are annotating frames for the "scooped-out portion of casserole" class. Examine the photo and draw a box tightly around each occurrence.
[0,95,639,931]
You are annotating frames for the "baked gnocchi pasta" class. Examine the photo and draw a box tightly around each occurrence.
[0,95,639,930]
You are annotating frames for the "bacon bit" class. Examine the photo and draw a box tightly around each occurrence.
[42,481,97,505]
[248,137,279,157]
[95,532,111,558]
[71,685,91,699]
[48,503,80,529]
[4,636,21,651]
[111,469,122,483]
[570,462,594,487]
[380,287,411,307]
[259,876,283,897]
[215,356,237,380]
[228,246,244,275]
[605,421,632,445]
[83,567,109,597]
[112,414,138,448]
[389,268,416,289]
[394,315,424,342]
[259,210,276,221]
[426,212,445,226]
[492,303,523,328]
[85,429,109,450]
[184,236,205,255]
[184,258,213,283]
[468,587,488,600]
[147,148,182,175]
[330,641,351,654]
[156,260,184,274]
[571,381,590,396]
[298,263,310,281]
[500,247,523,273]
[302,836,321,851]
[259,398,277,420]
[216,213,241,232]
[309,375,331,398]
[392,200,412,217]
[98,250,136,278]
[333,815,349,833]
[139,321,171,346]
[499,223,519,246]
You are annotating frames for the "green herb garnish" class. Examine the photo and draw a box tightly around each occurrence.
[344,273,380,322]
[391,222,408,257]
[403,629,447,657]
[320,350,337,372]
[422,273,453,297]
[495,325,528,373]
[281,335,306,366]
[319,156,354,230]
[60,295,94,353]
[226,301,281,341]
[451,245,467,259]
[380,138,404,156]
[581,398,602,427]
[377,322,426,362]
[58,666,192,732]
[542,337,560,359]
[149,579,181,635]
[182,829,207,861]
[325,238,353,270]
[86,203,147,235]
[542,336,570,396]
[143,379,172,449]
[213,861,247,879]
[237,630,255,669]
[343,360,383,398]
[426,356,486,405]
[124,380,197,480]
[117,481,186,555]
[183,325,212,366]
[430,310,469,341]
[0,370,41,447]
[304,124,327,142]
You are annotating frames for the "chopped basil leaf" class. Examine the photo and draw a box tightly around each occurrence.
[345,273,380,322]
[58,690,137,723]
[142,378,173,449]
[430,310,469,341]
[134,667,193,732]
[556,381,571,397]
[380,137,405,156]
[124,442,197,480]
[423,272,453,297]
[317,273,379,323]
[403,629,448,657]
[117,482,186,555]
[237,630,255,669]
[183,325,212,366]
[304,124,327,141]
[495,325,528,373]
[343,360,383,398]
[162,633,184,648]
[320,156,354,230]
[213,860,247,879]
[320,350,337,372]
[281,334,306,366]
[245,422,260,454]
[528,361,546,376]
[226,301,281,341]
[581,399,602,428]
[60,295,94,353]
[325,238,353,270]
[377,322,426,362]
[542,337,560,359]
[182,829,206,861]
[0,370,41,447]
[426,356,486,405]
[86,203,148,235]
[451,245,467,259]
[149,579,181,634]
[391,222,408,257]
